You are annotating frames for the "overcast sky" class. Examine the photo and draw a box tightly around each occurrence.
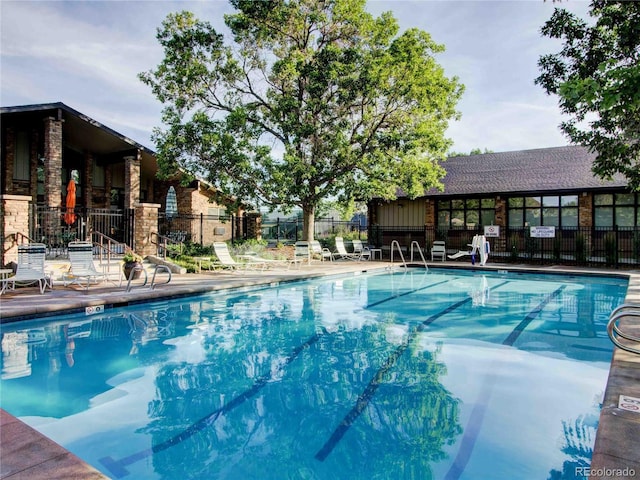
[0,0,592,155]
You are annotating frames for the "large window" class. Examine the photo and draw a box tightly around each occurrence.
[508,195,578,227]
[594,193,638,227]
[13,131,30,181]
[437,198,495,228]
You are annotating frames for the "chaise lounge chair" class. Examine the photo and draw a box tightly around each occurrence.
[334,237,361,261]
[64,241,109,290]
[310,240,334,262]
[212,242,266,271]
[1,243,52,295]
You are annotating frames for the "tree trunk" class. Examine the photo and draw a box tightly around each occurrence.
[302,205,315,241]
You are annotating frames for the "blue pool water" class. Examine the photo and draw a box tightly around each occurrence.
[0,269,628,479]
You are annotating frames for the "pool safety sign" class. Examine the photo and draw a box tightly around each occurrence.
[530,226,556,238]
[618,395,640,413]
[484,225,500,237]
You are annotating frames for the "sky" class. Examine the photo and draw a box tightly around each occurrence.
[0,0,593,155]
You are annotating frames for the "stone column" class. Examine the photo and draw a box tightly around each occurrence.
[84,152,93,209]
[494,196,507,251]
[1,194,32,266]
[133,202,160,258]
[3,127,15,194]
[124,151,141,209]
[245,212,262,240]
[43,117,63,207]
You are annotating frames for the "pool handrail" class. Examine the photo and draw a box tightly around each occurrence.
[607,304,640,355]
[390,240,407,269]
[125,264,172,292]
[409,241,428,269]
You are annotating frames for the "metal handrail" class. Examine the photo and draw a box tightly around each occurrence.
[150,231,184,259]
[390,240,407,269]
[125,264,172,292]
[409,241,428,269]
[607,305,640,355]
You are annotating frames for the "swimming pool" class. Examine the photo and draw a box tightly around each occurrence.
[0,268,627,479]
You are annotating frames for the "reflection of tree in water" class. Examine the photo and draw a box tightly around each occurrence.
[139,285,461,479]
[332,342,462,480]
[547,413,599,480]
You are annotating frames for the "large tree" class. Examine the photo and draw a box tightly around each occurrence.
[140,0,463,239]
[536,0,640,190]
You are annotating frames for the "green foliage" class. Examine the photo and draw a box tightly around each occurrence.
[140,0,463,239]
[536,1,640,190]
[575,232,587,264]
[604,232,617,266]
[509,234,519,261]
[447,148,493,157]
[553,236,562,261]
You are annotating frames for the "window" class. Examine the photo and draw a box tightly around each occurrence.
[437,197,495,228]
[208,206,228,219]
[594,193,639,227]
[508,195,578,228]
[13,131,30,181]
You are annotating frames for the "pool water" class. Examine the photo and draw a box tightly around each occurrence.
[0,269,627,479]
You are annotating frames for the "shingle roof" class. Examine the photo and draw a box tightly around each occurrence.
[427,145,628,197]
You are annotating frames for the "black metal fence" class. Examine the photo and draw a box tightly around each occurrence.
[31,206,133,257]
[369,225,640,268]
[158,213,246,244]
[261,217,366,243]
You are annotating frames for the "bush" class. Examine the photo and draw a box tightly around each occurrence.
[604,232,617,266]
[575,233,587,264]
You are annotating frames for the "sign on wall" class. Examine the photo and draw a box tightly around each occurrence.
[530,226,556,238]
[484,225,500,237]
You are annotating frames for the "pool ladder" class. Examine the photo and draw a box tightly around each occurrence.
[125,264,172,292]
[389,240,428,269]
[607,303,640,356]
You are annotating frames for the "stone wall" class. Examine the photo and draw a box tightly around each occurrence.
[134,203,160,258]
[1,194,32,265]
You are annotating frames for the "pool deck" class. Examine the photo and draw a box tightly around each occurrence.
[1,260,639,480]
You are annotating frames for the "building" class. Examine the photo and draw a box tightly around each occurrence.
[0,103,244,265]
[368,146,637,265]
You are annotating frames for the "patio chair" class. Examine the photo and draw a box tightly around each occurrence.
[1,243,52,295]
[351,239,371,260]
[294,241,312,265]
[334,237,360,261]
[431,241,447,261]
[310,240,334,262]
[212,242,266,271]
[64,241,108,290]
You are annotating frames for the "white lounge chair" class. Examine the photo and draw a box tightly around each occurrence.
[2,243,52,295]
[310,240,333,262]
[212,242,266,271]
[64,241,108,290]
[334,237,360,260]
[351,239,371,260]
[431,241,446,261]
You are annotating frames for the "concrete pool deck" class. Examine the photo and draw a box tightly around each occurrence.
[1,260,639,479]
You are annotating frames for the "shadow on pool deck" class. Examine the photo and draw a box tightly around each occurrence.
[0,260,639,480]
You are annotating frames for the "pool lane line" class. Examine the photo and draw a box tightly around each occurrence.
[365,278,453,309]
[443,284,567,480]
[315,279,512,462]
[502,285,566,347]
[99,330,325,479]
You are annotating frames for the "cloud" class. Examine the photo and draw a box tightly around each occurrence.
[1,0,594,155]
